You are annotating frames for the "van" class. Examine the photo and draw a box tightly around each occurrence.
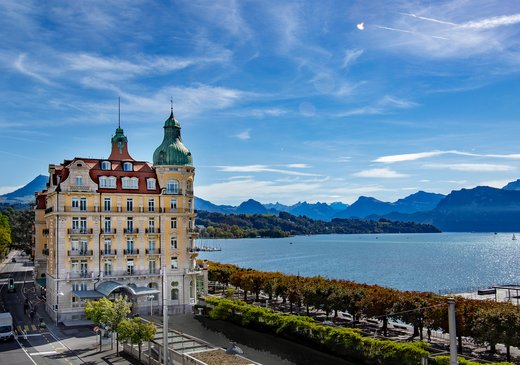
[0,313,14,341]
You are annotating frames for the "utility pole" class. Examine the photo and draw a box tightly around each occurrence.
[162,265,168,365]
[447,298,458,365]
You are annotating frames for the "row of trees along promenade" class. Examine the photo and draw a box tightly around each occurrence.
[204,261,520,364]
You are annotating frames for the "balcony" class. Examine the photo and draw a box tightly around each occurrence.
[124,228,139,234]
[101,228,117,235]
[187,228,199,237]
[145,228,161,234]
[68,185,93,192]
[185,267,203,275]
[186,190,194,196]
[123,249,140,256]
[100,249,117,256]
[145,248,161,255]
[68,228,93,235]
[69,271,92,279]
[68,250,93,257]
[42,248,49,256]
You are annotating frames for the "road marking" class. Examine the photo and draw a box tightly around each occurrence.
[14,336,38,365]
[31,324,37,331]
[19,333,42,338]
[24,325,29,331]
[29,350,58,356]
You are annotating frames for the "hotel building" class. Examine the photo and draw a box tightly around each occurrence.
[34,108,204,322]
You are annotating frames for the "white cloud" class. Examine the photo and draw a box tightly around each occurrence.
[13,54,52,84]
[336,95,417,117]
[478,179,514,188]
[342,48,364,68]
[374,150,520,163]
[286,163,310,168]
[457,14,520,30]
[353,167,409,178]
[426,163,515,172]
[0,185,22,195]
[216,164,320,176]
[234,129,251,140]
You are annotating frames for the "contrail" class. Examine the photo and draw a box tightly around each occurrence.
[374,25,448,40]
[400,12,457,26]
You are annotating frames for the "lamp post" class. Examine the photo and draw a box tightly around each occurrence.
[148,295,154,317]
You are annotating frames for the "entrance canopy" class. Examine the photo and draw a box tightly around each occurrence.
[71,290,105,299]
[73,280,160,300]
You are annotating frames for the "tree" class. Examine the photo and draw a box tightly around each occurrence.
[3,208,32,253]
[0,214,12,257]
[117,318,156,362]
[109,296,132,355]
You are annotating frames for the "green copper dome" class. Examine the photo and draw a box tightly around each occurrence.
[153,111,193,166]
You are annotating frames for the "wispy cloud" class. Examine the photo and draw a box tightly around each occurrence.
[234,129,251,140]
[336,95,417,117]
[342,48,364,68]
[286,163,310,168]
[457,14,520,30]
[375,150,520,163]
[425,163,515,172]
[13,54,52,84]
[353,167,409,178]
[216,164,320,176]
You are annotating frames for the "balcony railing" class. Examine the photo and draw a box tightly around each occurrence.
[68,228,93,235]
[42,248,49,256]
[68,185,93,192]
[124,228,139,234]
[68,250,93,257]
[145,248,161,255]
[100,249,117,256]
[101,228,117,235]
[69,271,92,279]
[145,228,160,234]
[123,249,140,255]
[102,270,159,277]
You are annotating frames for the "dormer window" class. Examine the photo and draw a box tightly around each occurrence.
[123,162,133,172]
[99,176,116,189]
[122,177,138,189]
[147,178,156,190]
[101,161,111,170]
[75,176,83,186]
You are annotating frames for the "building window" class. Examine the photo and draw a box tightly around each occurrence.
[148,238,156,252]
[71,260,79,273]
[166,180,179,194]
[79,238,88,253]
[149,259,156,274]
[72,217,79,230]
[123,162,133,172]
[104,197,111,211]
[80,260,88,276]
[171,256,178,270]
[170,237,177,249]
[104,217,111,233]
[101,161,111,170]
[99,176,116,188]
[171,218,177,229]
[72,197,79,209]
[147,178,156,190]
[72,282,87,291]
[127,237,134,252]
[188,200,192,212]
[127,198,133,212]
[148,218,155,233]
[108,176,116,188]
[104,259,112,276]
[122,177,138,189]
[171,281,179,300]
[148,199,155,212]
[127,217,133,232]
[127,259,134,275]
[148,283,159,300]
[80,197,87,211]
[104,238,111,253]
[80,217,87,233]
[170,199,177,210]
[76,176,83,186]
[71,239,79,252]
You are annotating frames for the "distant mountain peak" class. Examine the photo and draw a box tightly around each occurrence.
[0,175,48,204]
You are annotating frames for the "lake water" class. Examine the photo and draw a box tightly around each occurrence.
[197,232,520,293]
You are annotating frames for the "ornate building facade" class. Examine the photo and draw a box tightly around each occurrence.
[34,109,203,322]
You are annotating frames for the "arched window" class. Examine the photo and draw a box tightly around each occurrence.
[166,180,179,194]
[171,281,179,300]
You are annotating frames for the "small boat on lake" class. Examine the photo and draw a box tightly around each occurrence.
[513,234,517,241]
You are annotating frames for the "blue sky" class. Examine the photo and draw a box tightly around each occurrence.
[2,1,520,205]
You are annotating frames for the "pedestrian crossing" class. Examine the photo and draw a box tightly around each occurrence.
[17,324,39,332]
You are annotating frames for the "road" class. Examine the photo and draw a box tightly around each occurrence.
[0,251,85,365]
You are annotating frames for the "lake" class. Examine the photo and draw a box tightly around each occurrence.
[197,232,520,293]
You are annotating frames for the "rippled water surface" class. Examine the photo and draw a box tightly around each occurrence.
[197,233,520,293]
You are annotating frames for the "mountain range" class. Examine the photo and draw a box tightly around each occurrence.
[5,175,520,232]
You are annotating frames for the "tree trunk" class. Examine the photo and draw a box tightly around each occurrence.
[458,335,463,354]
[490,344,496,354]
[116,332,119,356]
[306,304,309,316]
[419,325,423,341]
[255,291,259,301]
[382,317,388,337]
[506,345,511,362]
[334,310,338,318]
[289,302,293,313]
[413,325,419,338]
[243,290,247,301]
[138,343,142,362]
